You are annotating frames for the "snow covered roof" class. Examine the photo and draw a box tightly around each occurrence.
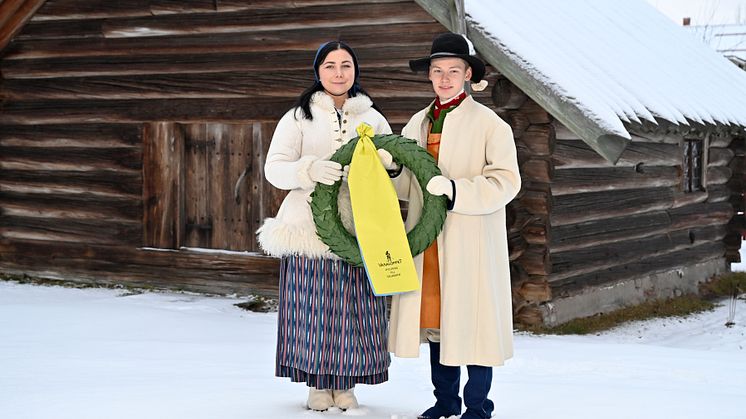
[417,0,746,163]
[687,24,746,63]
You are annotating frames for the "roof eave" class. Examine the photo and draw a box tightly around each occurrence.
[0,0,47,54]
[416,0,629,164]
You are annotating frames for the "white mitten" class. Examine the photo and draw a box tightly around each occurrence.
[308,159,343,185]
[377,149,399,170]
[426,175,454,200]
[342,165,350,182]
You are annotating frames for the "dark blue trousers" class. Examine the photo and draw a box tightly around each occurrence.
[419,341,494,419]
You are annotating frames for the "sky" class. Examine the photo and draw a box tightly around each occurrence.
[647,0,746,25]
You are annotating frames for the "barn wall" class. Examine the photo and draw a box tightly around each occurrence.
[549,123,734,297]
[492,77,740,325]
[0,0,500,296]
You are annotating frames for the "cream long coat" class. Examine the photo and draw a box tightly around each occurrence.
[388,95,521,366]
[257,91,391,259]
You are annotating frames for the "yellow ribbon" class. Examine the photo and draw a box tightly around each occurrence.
[356,122,374,141]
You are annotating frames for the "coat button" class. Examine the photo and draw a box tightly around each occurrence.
[343,119,347,124]
[342,130,346,134]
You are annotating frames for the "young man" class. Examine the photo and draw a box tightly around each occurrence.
[385,33,522,419]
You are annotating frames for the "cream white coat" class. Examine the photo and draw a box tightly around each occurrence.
[388,95,521,366]
[257,92,391,259]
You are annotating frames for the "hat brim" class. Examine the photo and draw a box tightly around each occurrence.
[409,54,486,83]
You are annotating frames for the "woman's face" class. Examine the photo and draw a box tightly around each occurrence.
[318,48,355,100]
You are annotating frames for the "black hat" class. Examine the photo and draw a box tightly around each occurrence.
[409,33,486,83]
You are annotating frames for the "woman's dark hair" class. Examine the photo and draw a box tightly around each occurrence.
[294,41,384,120]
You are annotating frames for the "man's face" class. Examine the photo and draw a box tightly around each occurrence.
[428,57,472,101]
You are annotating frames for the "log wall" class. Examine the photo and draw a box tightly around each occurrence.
[548,121,737,301]
[0,0,498,296]
[492,76,742,324]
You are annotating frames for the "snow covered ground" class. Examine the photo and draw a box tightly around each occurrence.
[0,280,744,419]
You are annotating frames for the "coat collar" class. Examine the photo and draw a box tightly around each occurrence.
[310,91,373,115]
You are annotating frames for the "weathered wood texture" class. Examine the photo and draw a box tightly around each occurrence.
[1,0,480,297]
[0,0,47,52]
[0,238,281,296]
[0,123,142,245]
[547,120,739,297]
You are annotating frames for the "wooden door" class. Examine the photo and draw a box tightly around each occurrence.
[143,121,284,253]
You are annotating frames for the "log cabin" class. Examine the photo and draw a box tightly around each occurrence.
[2,0,746,326]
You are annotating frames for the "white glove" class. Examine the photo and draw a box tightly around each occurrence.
[377,149,399,170]
[308,158,343,185]
[342,165,350,182]
[426,175,454,200]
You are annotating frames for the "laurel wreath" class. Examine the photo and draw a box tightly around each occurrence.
[310,134,447,267]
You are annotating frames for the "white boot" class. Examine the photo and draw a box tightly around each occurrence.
[307,387,334,411]
[332,388,359,410]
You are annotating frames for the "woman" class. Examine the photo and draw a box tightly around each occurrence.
[257,41,392,411]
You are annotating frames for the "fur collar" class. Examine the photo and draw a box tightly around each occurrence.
[311,91,373,115]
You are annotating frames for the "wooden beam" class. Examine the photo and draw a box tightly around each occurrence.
[0,238,281,296]
[0,0,46,53]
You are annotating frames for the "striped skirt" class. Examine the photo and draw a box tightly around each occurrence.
[275,255,390,390]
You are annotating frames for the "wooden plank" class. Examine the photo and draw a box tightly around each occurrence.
[668,202,733,230]
[183,124,211,248]
[19,3,433,40]
[0,189,141,221]
[31,0,152,21]
[0,69,433,100]
[550,211,671,253]
[550,241,725,296]
[5,22,443,59]
[553,139,680,169]
[0,238,280,296]
[0,123,141,147]
[627,128,684,145]
[207,123,252,251]
[0,215,141,245]
[551,166,679,196]
[707,165,732,186]
[708,147,735,167]
[143,122,183,249]
[550,226,727,282]
[0,97,422,125]
[0,145,141,170]
[1,46,417,79]
[31,0,405,21]
[551,187,675,226]
[0,0,47,52]
[0,0,28,31]
[0,168,141,196]
[706,184,732,204]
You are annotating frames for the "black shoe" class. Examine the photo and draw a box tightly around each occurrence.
[418,404,460,418]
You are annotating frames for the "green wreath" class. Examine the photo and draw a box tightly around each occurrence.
[310,134,447,267]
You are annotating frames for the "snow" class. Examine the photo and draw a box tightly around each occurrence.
[464,0,746,133]
[1,281,744,419]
